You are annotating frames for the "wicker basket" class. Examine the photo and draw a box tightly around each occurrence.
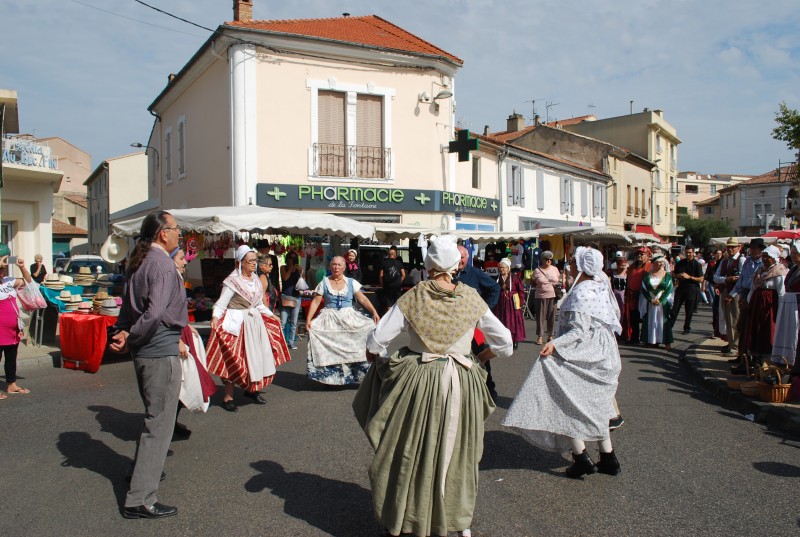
[757,364,791,403]
[740,381,760,397]
[726,375,750,390]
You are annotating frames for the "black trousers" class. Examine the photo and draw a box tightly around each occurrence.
[671,286,699,331]
[0,343,19,384]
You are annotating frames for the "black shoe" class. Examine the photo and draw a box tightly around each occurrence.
[682,329,690,335]
[125,471,166,483]
[730,365,748,375]
[565,450,597,479]
[513,342,519,350]
[243,391,267,404]
[721,346,731,354]
[167,449,174,457]
[727,357,741,364]
[597,450,621,476]
[122,502,178,519]
[609,415,624,430]
[222,399,238,412]
[173,422,191,440]
[489,389,499,404]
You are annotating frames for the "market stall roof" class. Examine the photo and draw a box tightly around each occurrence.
[762,229,800,240]
[373,223,444,242]
[453,229,540,242]
[110,206,376,239]
[571,228,632,243]
[710,236,778,246]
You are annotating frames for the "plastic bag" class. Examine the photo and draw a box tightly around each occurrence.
[295,277,309,291]
[17,281,47,312]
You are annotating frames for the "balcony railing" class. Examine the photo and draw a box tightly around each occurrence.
[642,207,649,217]
[313,143,391,179]
[626,205,633,216]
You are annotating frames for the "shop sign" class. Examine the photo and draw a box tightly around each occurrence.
[256,184,499,217]
[1,137,58,170]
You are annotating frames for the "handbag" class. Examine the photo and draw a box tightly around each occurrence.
[513,293,522,310]
[17,281,47,312]
[295,277,309,292]
[538,268,564,300]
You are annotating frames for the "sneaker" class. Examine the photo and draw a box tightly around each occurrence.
[609,415,624,430]
[290,344,298,350]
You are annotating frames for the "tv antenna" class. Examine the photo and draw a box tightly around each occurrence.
[523,98,544,124]
[545,101,560,123]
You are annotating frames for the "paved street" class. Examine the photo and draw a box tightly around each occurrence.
[4,307,800,536]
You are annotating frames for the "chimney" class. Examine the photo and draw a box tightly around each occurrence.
[483,125,490,136]
[234,0,253,22]
[534,114,541,125]
[506,112,525,133]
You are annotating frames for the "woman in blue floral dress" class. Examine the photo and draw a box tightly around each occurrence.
[306,256,380,385]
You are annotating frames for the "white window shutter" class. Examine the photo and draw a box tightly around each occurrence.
[537,171,545,210]
[581,182,588,217]
[507,164,515,205]
[560,178,566,213]
[518,167,525,208]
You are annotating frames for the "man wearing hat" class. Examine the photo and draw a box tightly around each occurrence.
[713,237,747,357]
[728,238,764,364]
[624,247,651,343]
[669,246,704,334]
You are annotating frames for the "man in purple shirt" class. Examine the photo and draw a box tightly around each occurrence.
[111,211,188,519]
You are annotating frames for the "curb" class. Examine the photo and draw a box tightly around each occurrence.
[17,351,62,371]
[679,340,800,435]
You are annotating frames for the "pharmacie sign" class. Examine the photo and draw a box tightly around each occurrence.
[256,184,499,217]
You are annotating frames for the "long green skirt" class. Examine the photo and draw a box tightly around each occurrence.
[353,347,495,536]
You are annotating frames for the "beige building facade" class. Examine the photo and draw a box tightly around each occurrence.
[142,10,500,238]
[85,152,148,254]
[490,121,653,235]
[676,172,751,218]
[563,109,681,239]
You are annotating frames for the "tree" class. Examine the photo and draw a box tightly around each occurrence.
[773,102,800,163]
[678,215,734,251]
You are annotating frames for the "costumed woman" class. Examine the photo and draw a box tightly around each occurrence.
[639,253,674,350]
[171,248,216,437]
[609,252,628,335]
[206,245,290,412]
[305,256,380,385]
[493,257,526,350]
[773,241,800,366]
[0,248,33,398]
[503,247,622,478]
[744,245,787,365]
[353,235,513,537]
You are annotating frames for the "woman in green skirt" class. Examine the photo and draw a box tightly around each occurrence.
[353,235,513,537]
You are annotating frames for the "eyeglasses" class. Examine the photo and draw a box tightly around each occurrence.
[243,259,258,264]
[163,226,182,233]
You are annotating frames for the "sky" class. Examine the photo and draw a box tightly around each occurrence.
[3,0,799,177]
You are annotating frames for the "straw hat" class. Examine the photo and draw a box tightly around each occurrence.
[59,275,74,284]
[69,295,83,303]
[45,274,60,282]
[77,302,92,313]
[725,237,740,247]
[100,235,129,263]
[94,290,109,300]
[101,298,118,308]
[59,290,71,299]
[78,266,92,275]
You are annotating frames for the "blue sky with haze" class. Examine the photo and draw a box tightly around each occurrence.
[3,0,798,176]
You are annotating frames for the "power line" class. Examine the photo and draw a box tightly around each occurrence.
[130,0,216,33]
[68,0,205,37]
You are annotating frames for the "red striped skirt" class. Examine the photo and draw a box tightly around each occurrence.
[206,314,291,392]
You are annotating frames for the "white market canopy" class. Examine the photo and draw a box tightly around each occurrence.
[110,206,376,239]
[373,223,445,242]
[709,236,778,246]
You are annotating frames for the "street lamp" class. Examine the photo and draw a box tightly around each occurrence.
[130,142,159,169]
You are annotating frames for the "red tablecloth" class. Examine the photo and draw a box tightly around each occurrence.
[60,313,119,373]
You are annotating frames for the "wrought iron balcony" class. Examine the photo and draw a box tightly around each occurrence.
[313,143,391,179]
[626,205,633,216]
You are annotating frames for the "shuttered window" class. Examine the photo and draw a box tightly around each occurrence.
[318,91,345,145]
[356,94,382,148]
[580,182,588,217]
[536,170,545,210]
[507,165,524,207]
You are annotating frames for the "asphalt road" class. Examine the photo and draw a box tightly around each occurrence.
[4,309,800,536]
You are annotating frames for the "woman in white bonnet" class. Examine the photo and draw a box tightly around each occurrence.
[354,234,512,537]
[773,240,800,365]
[503,246,623,478]
[742,244,787,365]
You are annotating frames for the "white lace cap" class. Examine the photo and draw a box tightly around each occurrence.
[425,235,460,274]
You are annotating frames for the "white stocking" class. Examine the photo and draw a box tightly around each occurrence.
[599,437,613,453]
[569,438,586,454]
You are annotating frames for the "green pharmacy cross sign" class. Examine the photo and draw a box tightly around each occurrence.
[449,129,479,162]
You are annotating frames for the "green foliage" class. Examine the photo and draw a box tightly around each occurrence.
[773,102,800,159]
[678,215,734,250]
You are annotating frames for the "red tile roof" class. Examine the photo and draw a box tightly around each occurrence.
[226,15,462,65]
[545,115,596,127]
[741,166,794,186]
[489,125,538,142]
[64,194,87,208]
[52,219,87,236]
